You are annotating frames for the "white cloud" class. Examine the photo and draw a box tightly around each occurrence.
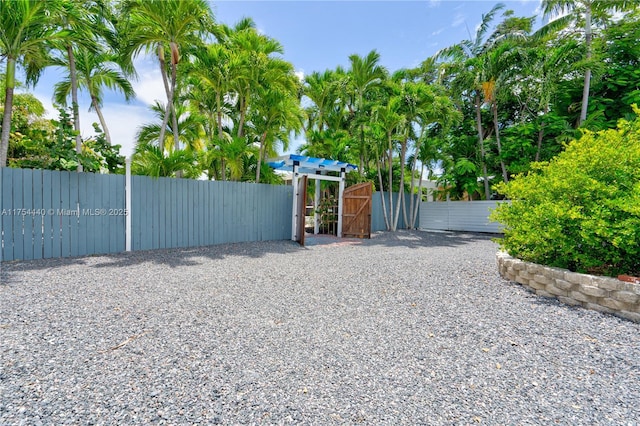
[431,28,444,36]
[130,55,166,107]
[451,14,465,28]
[30,89,152,158]
[295,69,305,82]
[428,0,441,8]
[100,103,154,158]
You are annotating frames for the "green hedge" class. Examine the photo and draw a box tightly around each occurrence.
[491,108,640,277]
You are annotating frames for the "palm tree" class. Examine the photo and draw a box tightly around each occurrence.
[120,0,213,153]
[136,101,205,154]
[50,0,105,172]
[479,42,521,183]
[218,136,257,181]
[406,90,460,228]
[252,85,304,183]
[523,40,581,160]
[131,143,197,178]
[0,0,61,167]
[348,50,387,174]
[186,43,237,145]
[541,0,637,126]
[436,2,505,199]
[228,26,293,139]
[303,70,341,132]
[372,90,404,231]
[53,47,135,146]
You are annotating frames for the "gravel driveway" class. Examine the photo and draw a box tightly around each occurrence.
[1,230,639,425]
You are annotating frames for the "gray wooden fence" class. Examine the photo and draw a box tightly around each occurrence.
[1,168,292,262]
[130,177,291,251]
[1,168,125,261]
[418,200,506,233]
[371,192,417,231]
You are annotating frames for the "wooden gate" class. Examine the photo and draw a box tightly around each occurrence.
[342,182,372,238]
[295,175,308,245]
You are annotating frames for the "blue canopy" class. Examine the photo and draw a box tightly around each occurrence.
[267,154,358,175]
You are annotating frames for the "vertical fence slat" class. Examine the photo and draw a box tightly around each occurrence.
[151,177,159,250]
[96,174,108,255]
[11,170,24,260]
[106,174,114,254]
[2,169,14,261]
[179,179,187,248]
[21,170,35,261]
[117,174,126,252]
[92,173,103,254]
[42,170,54,259]
[68,172,80,257]
[50,172,64,257]
[143,176,154,250]
[199,181,205,247]
[156,177,164,249]
[131,176,140,251]
[188,180,195,247]
[202,181,210,246]
[212,181,221,245]
[57,171,69,257]
[224,182,233,243]
[31,169,43,259]
[77,173,89,257]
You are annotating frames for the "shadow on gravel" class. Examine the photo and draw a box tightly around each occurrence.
[0,240,303,276]
[0,229,499,278]
[362,229,500,250]
[90,240,303,269]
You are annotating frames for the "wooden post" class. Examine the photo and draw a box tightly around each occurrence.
[314,172,321,235]
[337,168,345,238]
[291,162,299,241]
[125,157,132,251]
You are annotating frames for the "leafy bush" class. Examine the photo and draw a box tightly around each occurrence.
[490,108,640,277]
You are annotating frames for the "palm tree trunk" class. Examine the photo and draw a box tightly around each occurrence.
[0,58,16,167]
[579,5,592,126]
[394,138,408,231]
[157,46,171,153]
[492,102,508,183]
[68,44,83,172]
[407,129,425,229]
[170,62,180,152]
[237,91,248,138]
[215,93,226,181]
[375,150,390,231]
[475,94,491,199]
[216,93,224,140]
[91,95,112,146]
[169,62,183,179]
[387,132,395,231]
[411,163,425,228]
[256,131,267,183]
[535,104,549,162]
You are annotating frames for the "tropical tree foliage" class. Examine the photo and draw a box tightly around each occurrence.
[1,0,639,229]
[491,108,640,277]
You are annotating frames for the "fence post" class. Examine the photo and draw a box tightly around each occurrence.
[337,168,345,238]
[125,157,132,251]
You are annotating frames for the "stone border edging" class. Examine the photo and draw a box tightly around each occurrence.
[496,252,640,323]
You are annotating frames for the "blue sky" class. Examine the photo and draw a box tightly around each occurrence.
[27,0,544,158]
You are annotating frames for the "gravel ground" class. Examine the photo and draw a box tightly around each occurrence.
[1,230,639,425]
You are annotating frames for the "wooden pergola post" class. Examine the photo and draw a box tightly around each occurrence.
[266,155,357,244]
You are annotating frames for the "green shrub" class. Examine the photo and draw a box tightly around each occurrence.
[490,107,640,277]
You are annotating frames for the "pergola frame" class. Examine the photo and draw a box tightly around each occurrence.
[267,155,357,241]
